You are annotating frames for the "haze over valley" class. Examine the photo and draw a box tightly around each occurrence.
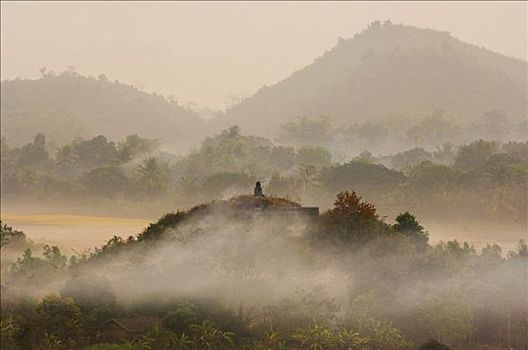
[1,2,527,350]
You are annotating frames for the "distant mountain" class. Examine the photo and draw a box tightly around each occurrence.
[221,22,527,137]
[1,73,205,151]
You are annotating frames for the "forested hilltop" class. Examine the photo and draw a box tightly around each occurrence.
[221,22,527,138]
[1,193,527,349]
[0,69,205,151]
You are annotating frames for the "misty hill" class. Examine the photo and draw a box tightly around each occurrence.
[1,72,205,151]
[222,22,527,137]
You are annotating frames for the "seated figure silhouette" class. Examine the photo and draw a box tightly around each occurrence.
[254,181,264,197]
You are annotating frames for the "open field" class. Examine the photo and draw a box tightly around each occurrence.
[1,212,525,254]
[1,212,152,252]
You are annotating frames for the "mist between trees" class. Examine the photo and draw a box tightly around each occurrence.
[1,123,527,225]
[1,190,527,349]
[1,123,526,348]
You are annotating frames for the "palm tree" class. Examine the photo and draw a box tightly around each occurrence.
[141,325,176,350]
[137,157,169,196]
[191,321,235,350]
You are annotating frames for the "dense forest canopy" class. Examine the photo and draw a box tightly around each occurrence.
[2,128,527,224]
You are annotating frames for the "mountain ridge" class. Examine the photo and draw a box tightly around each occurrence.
[1,72,206,151]
[220,22,527,137]
[2,22,526,150]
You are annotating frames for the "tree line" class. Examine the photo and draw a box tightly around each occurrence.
[2,126,526,222]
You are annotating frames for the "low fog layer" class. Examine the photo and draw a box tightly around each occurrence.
[2,199,527,348]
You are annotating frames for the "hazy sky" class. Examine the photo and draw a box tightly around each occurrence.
[2,1,527,110]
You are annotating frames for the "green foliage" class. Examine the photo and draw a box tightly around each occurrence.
[136,157,170,196]
[65,135,120,169]
[81,166,130,196]
[407,161,456,194]
[509,239,528,259]
[418,291,473,344]
[292,324,340,350]
[455,140,500,172]
[1,320,17,350]
[319,161,404,193]
[393,212,428,244]
[428,240,478,275]
[316,191,385,246]
[182,126,274,177]
[180,127,331,180]
[291,325,370,350]
[264,287,340,333]
[11,133,50,169]
[358,319,412,350]
[93,235,133,257]
[346,294,411,349]
[61,275,117,332]
[162,303,200,335]
[391,148,432,171]
[191,320,235,349]
[296,146,332,168]
[140,325,179,350]
[137,212,186,241]
[1,132,170,201]
[483,153,528,185]
[37,295,85,348]
[43,245,68,270]
[250,331,286,350]
[11,245,67,281]
[117,134,160,162]
[2,130,525,224]
[502,141,528,164]
[480,243,502,262]
[40,332,63,350]
[331,191,378,222]
[0,221,26,249]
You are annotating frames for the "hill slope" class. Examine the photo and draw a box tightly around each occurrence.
[222,22,527,137]
[1,73,205,151]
